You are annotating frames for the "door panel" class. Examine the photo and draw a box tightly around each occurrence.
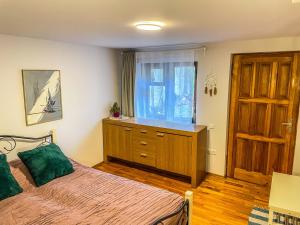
[235,138,252,170]
[275,62,292,99]
[237,103,251,133]
[254,63,272,98]
[239,63,254,98]
[227,52,300,184]
[105,124,132,160]
[268,143,285,173]
[270,105,288,138]
[251,141,268,174]
[156,132,192,176]
[250,103,268,136]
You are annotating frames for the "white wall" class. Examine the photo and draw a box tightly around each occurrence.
[196,36,300,176]
[0,34,119,166]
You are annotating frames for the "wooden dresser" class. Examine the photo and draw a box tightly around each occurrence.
[102,118,207,187]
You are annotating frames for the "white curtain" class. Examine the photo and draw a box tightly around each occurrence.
[135,49,197,124]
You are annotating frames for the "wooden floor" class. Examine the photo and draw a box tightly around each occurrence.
[95,161,270,225]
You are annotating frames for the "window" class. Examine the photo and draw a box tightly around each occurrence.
[174,65,196,121]
[135,51,197,124]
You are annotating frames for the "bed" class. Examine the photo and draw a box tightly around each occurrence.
[0,132,193,225]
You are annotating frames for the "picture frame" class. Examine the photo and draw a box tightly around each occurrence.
[22,70,63,126]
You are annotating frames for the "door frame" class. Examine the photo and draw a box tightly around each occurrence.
[226,51,300,178]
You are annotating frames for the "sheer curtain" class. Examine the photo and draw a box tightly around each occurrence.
[135,49,197,124]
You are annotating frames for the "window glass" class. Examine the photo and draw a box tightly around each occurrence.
[135,62,197,124]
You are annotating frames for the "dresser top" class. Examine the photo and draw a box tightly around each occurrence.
[103,118,206,133]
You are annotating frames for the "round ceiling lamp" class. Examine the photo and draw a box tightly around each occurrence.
[135,21,164,31]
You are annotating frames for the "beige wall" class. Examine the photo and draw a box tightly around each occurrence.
[0,34,119,166]
[196,36,300,176]
[3,34,299,176]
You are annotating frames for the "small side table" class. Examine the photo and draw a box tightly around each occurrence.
[268,172,300,224]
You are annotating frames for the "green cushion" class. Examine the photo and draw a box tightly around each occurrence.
[0,154,23,201]
[17,143,74,187]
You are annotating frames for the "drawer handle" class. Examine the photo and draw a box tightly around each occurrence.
[140,129,147,134]
[156,133,165,137]
[125,128,132,131]
[140,153,147,158]
[140,141,147,145]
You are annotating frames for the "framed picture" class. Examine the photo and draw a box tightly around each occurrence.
[22,70,63,126]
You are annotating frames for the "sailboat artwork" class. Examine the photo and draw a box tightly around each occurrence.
[43,89,57,113]
[22,70,63,126]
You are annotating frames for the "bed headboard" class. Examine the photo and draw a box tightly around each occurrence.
[0,130,55,155]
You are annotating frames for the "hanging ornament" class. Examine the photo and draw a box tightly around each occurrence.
[204,73,217,97]
[214,84,217,95]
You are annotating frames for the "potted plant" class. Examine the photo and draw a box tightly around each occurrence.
[110,102,121,118]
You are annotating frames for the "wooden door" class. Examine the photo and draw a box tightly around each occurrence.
[156,132,192,176]
[104,124,132,161]
[227,52,300,185]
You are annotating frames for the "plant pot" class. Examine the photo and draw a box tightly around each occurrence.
[113,112,120,118]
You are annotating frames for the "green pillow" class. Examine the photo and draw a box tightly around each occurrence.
[17,143,74,187]
[0,154,23,201]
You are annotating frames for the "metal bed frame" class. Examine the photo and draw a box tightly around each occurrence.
[0,134,53,155]
[151,199,190,225]
[0,132,193,225]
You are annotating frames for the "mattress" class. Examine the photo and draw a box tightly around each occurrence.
[0,159,184,225]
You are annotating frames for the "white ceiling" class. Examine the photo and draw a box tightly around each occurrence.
[0,0,300,48]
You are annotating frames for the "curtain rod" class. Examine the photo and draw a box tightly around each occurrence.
[121,43,207,54]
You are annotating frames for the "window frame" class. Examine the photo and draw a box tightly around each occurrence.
[141,61,198,123]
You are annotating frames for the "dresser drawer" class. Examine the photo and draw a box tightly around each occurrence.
[133,127,156,139]
[133,149,156,167]
[132,137,156,152]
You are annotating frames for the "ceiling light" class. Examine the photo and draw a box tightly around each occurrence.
[135,21,164,31]
[292,0,300,3]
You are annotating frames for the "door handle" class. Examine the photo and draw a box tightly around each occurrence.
[282,121,293,132]
[156,133,165,137]
[140,153,147,158]
[140,129,147,134]
[140,141,147,145]
[282,122,292,127]
[125,128,132,131]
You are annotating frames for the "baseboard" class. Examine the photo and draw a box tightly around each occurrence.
[92,161,105,168]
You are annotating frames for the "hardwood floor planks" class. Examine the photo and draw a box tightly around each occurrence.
[94,161,270,225]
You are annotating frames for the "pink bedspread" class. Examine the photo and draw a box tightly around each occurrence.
[0,160,184,225]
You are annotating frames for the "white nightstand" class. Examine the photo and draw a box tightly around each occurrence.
[268,172,300,224]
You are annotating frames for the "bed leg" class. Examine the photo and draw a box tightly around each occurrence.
[185,191,193,225]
